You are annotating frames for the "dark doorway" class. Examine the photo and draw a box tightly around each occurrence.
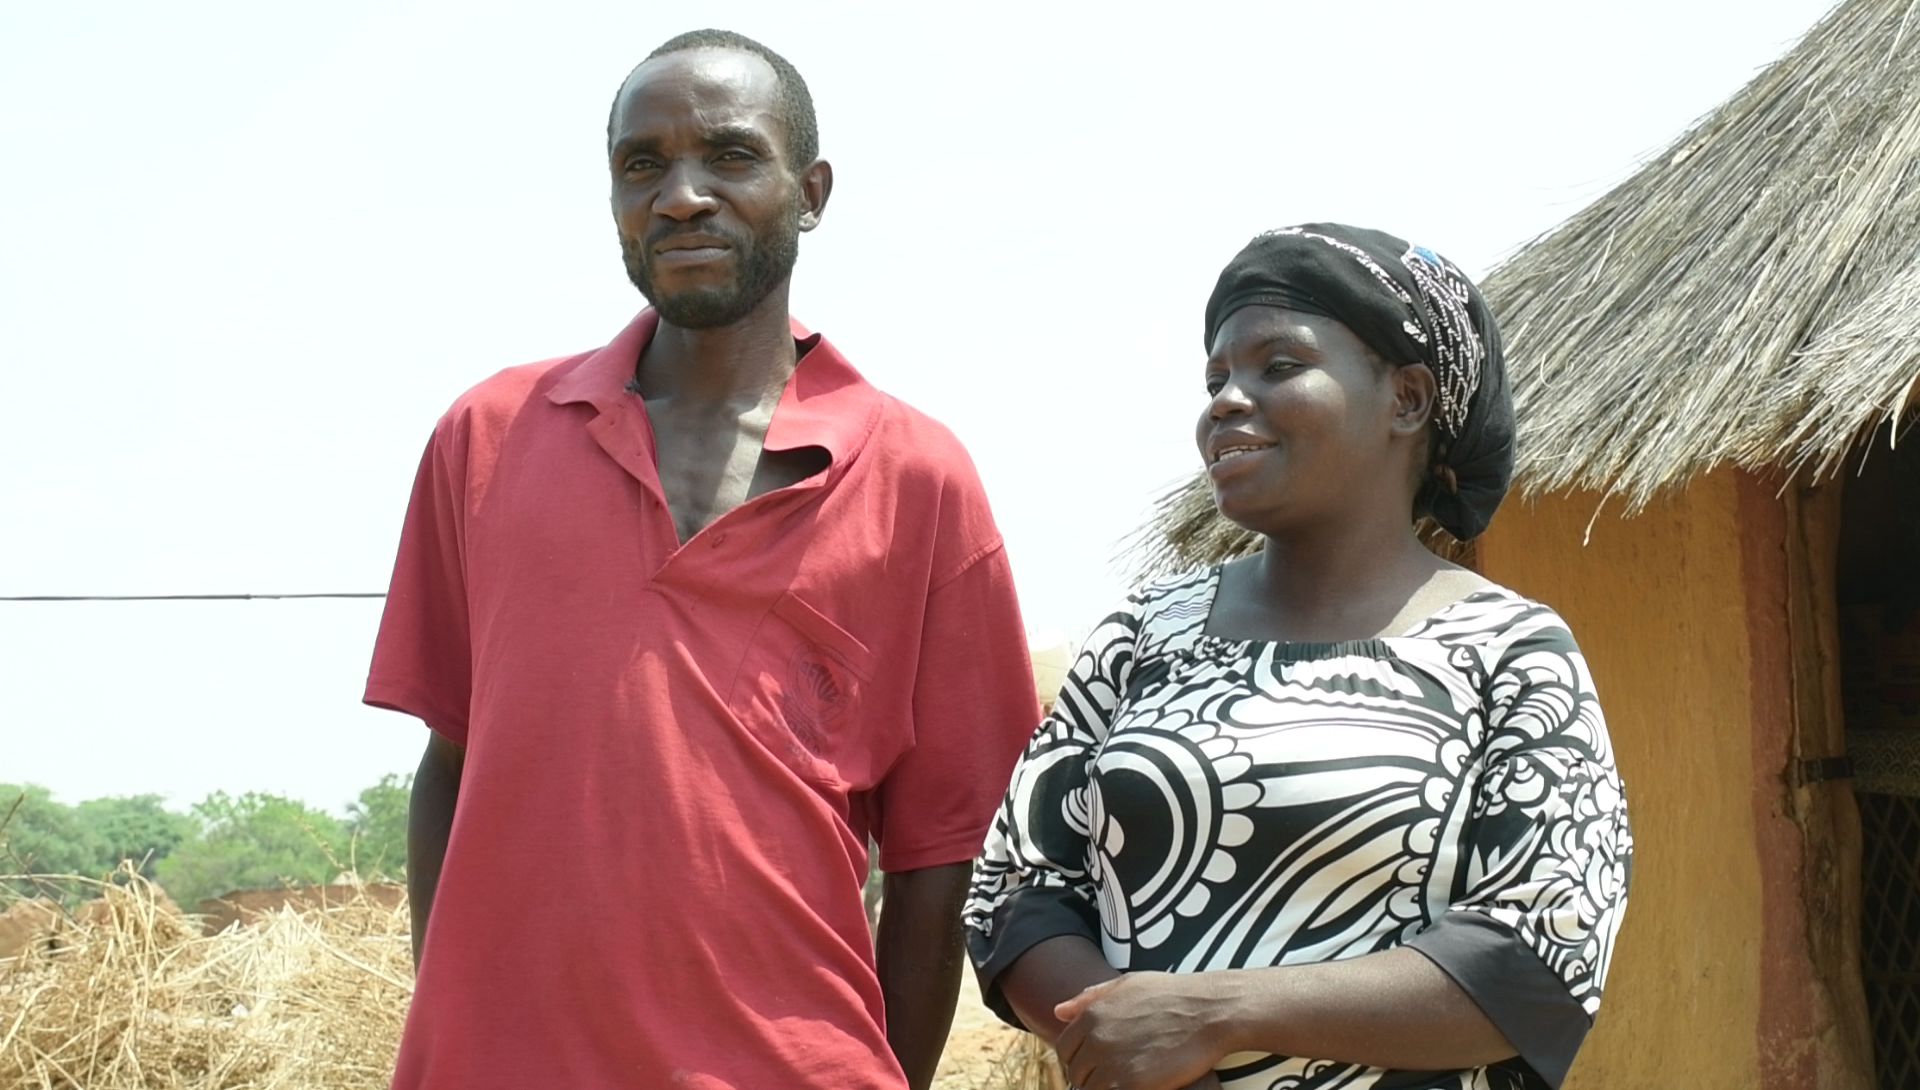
[1837,421,1920,1090]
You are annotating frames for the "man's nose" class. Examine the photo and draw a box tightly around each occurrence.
[655,161,720,220]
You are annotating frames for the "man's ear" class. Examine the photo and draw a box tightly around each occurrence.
[797,159,833,232]
[1391,362,1436,437]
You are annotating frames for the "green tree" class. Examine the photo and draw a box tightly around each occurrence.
[344,772,411,880]
[72,794,196,881]
[154,791,349,906]
[0,783,116,906]
[0,783,103,880]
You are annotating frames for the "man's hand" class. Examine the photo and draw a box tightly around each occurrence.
[1052,973,1227,1090]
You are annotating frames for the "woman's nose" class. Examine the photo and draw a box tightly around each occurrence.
[1208,377,1254,419]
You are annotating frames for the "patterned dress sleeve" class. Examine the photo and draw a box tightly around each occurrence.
[963,591,1145,1027]
[1407,611,1633,1090]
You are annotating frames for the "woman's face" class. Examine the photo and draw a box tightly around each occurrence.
[1196,305,1428,535]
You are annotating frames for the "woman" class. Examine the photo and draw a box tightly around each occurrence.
[964,224,1631,1090]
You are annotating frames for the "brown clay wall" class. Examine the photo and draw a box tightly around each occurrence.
[1478,472,1765,1088]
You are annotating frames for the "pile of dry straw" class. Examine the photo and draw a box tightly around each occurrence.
[0,868,1059,1090]
[0,869,410,1089]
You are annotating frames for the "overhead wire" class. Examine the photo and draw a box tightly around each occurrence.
[0,593,386,602]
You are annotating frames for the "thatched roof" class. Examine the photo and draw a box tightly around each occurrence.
[1141,0,1920,573]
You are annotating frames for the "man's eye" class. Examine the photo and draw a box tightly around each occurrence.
[1204,377,1225,396]
[1264,359,1298,375]
[624,158,660,173]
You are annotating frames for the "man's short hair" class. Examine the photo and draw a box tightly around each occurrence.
[609,29,819,168]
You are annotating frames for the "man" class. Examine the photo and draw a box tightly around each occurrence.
[364,29,1039,1090]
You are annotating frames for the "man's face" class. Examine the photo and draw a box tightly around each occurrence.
[608,49,818,329]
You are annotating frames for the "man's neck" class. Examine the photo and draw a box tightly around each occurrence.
[633,283,799,407]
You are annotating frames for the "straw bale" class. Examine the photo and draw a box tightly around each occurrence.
[0,868,409,1089]
[1,867,1061,1090]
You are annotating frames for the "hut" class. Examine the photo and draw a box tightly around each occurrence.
[1138,0,1920,1086]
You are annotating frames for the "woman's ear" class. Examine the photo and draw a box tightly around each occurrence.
[1391,363,1436,437]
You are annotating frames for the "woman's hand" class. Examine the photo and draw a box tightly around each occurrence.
[1052,973,1228,1090]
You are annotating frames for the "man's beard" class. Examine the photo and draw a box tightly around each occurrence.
[622,213,801,330]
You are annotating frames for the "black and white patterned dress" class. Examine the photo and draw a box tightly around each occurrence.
[965,567,1631,1090]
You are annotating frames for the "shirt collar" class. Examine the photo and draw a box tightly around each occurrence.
[546,309,882,467]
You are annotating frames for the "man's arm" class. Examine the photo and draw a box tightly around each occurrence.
[408,731,465,970]
[876,862,973,1090]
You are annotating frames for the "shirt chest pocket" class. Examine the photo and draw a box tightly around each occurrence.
[729,591,887,790]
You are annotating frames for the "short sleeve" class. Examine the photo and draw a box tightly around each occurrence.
[870,543,1040,873]
[363,427,474,743]
[962,593,1144,1026]
[1408,620,1632,1090]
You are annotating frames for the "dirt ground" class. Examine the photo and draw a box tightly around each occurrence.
[933,986,1056,1090]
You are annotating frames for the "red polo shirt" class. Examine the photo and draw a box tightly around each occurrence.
[365,310,1039,1090]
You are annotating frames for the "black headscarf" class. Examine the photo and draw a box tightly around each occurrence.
[1202,223,1514,540]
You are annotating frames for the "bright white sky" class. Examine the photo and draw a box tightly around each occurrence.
[1,0,1836,813]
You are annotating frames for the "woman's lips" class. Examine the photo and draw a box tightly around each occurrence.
[1207,443,1275,481]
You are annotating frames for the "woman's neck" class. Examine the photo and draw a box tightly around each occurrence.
[1211,511,1455,643]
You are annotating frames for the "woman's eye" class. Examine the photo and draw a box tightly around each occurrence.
[1264,358,1298,376]
[1204,376,1226,396]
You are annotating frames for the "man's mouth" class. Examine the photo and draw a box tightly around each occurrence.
[651,232,735,260]
[651,242,732,270]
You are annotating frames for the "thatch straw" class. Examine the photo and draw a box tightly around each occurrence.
[0,868,409,1089]
[1140,0,1920,571]
[1483,0,1920,505]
